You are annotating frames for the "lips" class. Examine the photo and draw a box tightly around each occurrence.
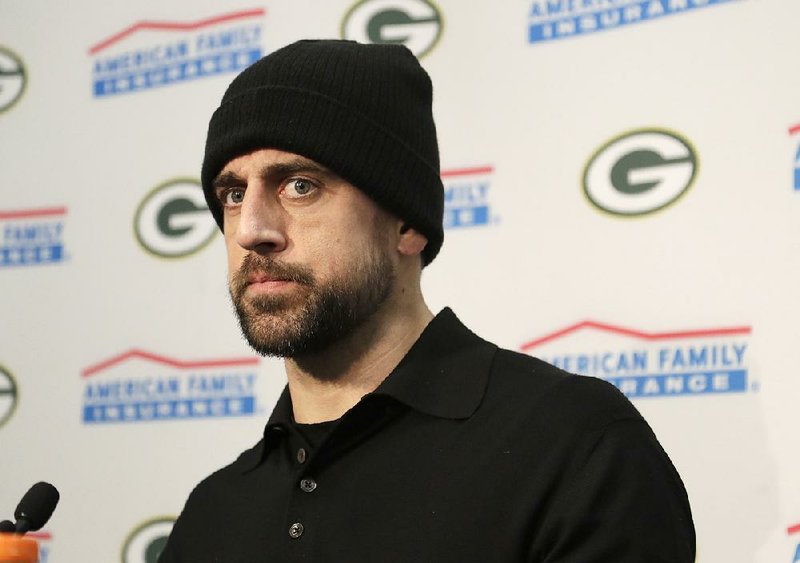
[248,273,290,284]
[232,255,315,299]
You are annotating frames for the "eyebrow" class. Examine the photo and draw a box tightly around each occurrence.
[212,158,334,191]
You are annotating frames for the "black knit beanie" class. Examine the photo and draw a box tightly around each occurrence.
[201,39,444,265]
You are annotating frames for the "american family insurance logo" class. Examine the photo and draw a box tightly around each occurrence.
[789,522,800,563]
[790,123,800,191]
[88,8,265,98]
[0,207,67,267]
[0,45,26,113]
[342,0,443,58]
[442,166,496,229]
[522,320,753,398]
[528,0,737,44]
[583,128,697,216]
[122,517,175,563]
[81,350,260,424]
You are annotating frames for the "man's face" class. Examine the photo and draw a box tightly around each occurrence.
[213,148,398,358]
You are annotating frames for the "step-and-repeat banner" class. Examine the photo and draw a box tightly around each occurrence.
[2,0,798,561]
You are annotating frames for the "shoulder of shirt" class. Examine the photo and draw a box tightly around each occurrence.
[181,439,264,500]
[485,346,644,430]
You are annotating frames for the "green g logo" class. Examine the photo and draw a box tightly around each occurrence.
[122,517,175,563]
[0,365,18,429]
[134,178,217,258]
[342,0,443,58]
[583,128,698,216]
[0,46,26,114]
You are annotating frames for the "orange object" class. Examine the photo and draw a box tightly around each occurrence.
[0,534,38,562]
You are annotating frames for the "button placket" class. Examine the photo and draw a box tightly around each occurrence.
[299,478,317,493]
[286,421,340,552]
[288,443,316,547]
[288,522,304,539]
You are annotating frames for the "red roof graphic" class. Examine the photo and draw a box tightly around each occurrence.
[88,8,266,55]
[789,124,800,136]
[521,321,752,352]
[789,522,800,536]
[82,349,259,378]
[441,166,494,179]
[0,207,67,220]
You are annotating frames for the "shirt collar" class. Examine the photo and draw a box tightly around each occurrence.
[371,307,497,420]
[238,387,293,473]
[239,308,497,473]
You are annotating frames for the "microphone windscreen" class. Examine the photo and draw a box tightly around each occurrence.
[13,482,60,531]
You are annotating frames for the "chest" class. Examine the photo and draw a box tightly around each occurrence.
[223,415,566,563]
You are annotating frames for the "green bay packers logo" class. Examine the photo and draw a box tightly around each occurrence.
[0,46,26,114]
[122,517,175,563]
[134,178,217,258]
[583,128,698,216]
[342,0,443,58]
[0,365,18,429]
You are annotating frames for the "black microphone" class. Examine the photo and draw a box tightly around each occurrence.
[0,519,15,533]
[13,482,60,534]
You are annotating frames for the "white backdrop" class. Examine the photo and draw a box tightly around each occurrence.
[1,0,799,561]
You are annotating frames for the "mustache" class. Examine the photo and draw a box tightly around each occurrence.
[231,254,315,297]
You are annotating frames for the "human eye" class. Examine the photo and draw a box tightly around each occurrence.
[219,187,245,207]
[283,178,318,199]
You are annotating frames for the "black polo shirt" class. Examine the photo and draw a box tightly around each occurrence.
[159,309,694,562]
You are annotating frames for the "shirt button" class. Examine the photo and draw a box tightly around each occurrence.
[300,478,317,493]
[296,448,307,464]
[289,522,304,539]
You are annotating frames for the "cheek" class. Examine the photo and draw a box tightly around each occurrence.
[295,224,367,277]
[225,235,246,278]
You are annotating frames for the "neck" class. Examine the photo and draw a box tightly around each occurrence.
[284,287,433,424]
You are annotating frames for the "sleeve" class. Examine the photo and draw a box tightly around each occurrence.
[156,538,177,563]
[156,514,183,563]
[534,417,696,563]
[156,482,212,563]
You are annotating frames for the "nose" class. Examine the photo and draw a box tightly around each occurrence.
[234,186,288,254]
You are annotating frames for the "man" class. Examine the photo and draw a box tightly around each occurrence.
[159,40,694,562]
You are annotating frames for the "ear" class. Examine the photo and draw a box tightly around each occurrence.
[397,223,428,257]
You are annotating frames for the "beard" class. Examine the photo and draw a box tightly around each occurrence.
[229,250,394,359]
